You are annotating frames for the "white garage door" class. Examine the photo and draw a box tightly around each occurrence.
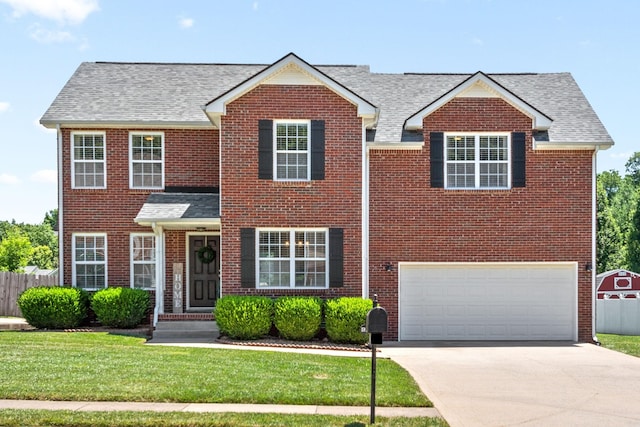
[399,263,577,341]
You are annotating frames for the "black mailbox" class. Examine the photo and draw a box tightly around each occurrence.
[366,306,388,333]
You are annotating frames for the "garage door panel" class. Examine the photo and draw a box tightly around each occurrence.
[399,263,576,340]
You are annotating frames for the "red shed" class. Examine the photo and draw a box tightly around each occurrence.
[597,269,640,299]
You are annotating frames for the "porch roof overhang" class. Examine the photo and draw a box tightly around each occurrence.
[134,192,220,230]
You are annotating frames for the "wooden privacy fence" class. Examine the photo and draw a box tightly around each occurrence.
[0,272,58,317]
[596,298,640,335]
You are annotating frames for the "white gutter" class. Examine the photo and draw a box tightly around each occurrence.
[592,148,599,344]
[57,124,64,287]
[362,122,369,299]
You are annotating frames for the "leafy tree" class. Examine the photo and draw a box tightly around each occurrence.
[30,246,55,270]
[628,189,640,272]
[0,228,34,272]
[598,170,622,201]
[596,180,626,272]
[43,209,58,231]
[625,152,640,186]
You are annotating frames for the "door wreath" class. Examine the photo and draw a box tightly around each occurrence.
[197,245,215,264]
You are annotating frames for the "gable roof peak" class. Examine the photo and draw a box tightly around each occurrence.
[203,52,377,128]
[404,71,553,131]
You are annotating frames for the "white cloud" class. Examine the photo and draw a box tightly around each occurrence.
[0,173,20,184]
[252,1,258,11]
[472,37,484,46]
[29,23,74,43]
[30,169,57,183]
[0,102,9,113]
[178,15,193,29]
[0,0,99,25]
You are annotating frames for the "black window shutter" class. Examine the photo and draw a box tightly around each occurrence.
[258,120,273,180]
[328,228,343,288]
[240,228,256,288]
[430,132,444,188]
[311,120,325,180]
[512,132,526,188]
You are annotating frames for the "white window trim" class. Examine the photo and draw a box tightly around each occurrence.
[444,132,511,190]
[256,228,328,289]
[71,232,107,290]
[130,233,156,290]
[273,120,311,182]
[129,131,165,189]
[71,131,106,189]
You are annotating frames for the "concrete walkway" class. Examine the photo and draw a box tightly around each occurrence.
[0,399,439,418]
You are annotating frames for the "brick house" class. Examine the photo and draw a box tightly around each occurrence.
[40,53,613,341]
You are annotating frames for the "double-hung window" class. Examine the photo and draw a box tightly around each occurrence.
[130,234,156,290]
[258,229,327,288]
[72,233,107,290]
[71,132,105,188]
[130,132,164,189]
[275,120,310,181]
[445,133,510,189]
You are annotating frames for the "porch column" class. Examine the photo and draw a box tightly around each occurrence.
[152,223,165,326]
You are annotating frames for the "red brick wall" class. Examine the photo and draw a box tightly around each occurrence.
[60,128,219,288]
[369,98,594,341]
[220,84,363,298]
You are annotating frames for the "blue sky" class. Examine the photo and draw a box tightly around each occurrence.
[0,0,638,224]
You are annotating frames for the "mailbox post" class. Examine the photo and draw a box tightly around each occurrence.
[365,294,388,424]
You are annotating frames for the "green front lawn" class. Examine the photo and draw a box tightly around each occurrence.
[596,333,640,357]
[0,332,429,408]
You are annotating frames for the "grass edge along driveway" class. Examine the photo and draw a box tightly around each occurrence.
[0,332,429,407]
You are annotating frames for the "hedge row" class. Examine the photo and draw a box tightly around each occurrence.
[216,296,373,344]
[17,286,149,329]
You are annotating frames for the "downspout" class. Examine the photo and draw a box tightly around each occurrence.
[362,123,369,299]
[592,147,599,344]
[56,124,64,287]
[218,124,223,299]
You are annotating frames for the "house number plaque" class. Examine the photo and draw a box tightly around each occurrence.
[173,263,183,313]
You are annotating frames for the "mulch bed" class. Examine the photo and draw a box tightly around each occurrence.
[216,335,373,352]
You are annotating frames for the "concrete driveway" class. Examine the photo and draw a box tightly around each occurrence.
[380,342,640,427]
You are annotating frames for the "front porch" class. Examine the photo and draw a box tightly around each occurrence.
[133,190,221,327]
[151,313,219,342]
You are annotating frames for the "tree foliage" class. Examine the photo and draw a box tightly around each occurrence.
[0,211,58,272]
[0,227,34,272]
[596,180,625,273]
[597,152,640,273]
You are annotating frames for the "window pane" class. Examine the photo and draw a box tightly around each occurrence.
[275,122,309,180]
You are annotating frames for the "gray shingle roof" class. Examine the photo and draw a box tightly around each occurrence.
[40,60,613,146]
[135,193,219,223]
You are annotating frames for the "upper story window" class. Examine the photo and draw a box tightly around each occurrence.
[72,233,107,290]
[258,120,325,181]
[445,133,510,189]
[130,132,164,189]
[275,120,310,181]
[71,132,105,189]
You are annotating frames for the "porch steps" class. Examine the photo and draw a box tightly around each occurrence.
[151,314,219,342]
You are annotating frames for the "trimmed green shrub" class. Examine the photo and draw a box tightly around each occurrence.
[325,297,372,344]
[274,296,322,341]
[91,287,149,328]
[17,286,88,329]
[216,296,273,339]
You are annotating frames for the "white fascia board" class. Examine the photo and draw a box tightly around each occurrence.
[134,218,221,229]
[533,140,614,151]
[204,53,377,120]
[405,73,553,131]
[40,120,214,130]
[367,142,424,151]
